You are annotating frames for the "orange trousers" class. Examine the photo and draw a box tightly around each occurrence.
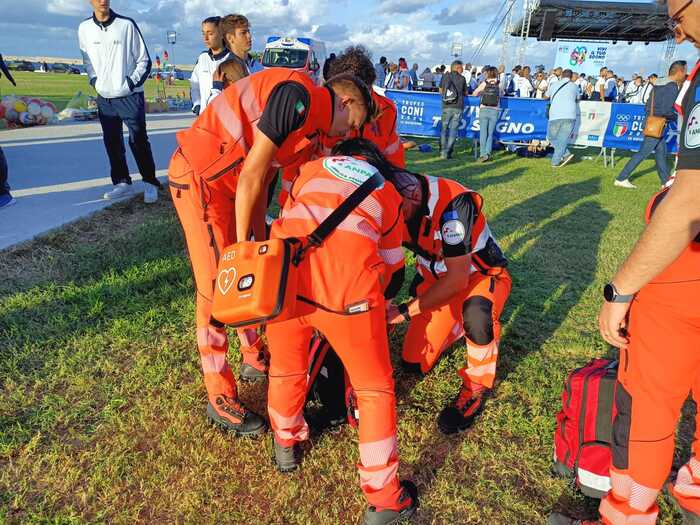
[168,149,259,402]
[599,247,700,524]
[403,270,512,388]
[266,299,402,509]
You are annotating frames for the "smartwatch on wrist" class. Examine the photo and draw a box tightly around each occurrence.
[603,282,635,303]
[397,302,411,321]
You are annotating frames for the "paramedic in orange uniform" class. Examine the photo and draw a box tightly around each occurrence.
[168,68,374,435]
[587,3,700,523]
[278,45,405,207]
[265,142,417,525]
[334,139,511,436]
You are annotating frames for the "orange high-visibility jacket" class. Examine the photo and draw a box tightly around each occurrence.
[405,176,507,280]
[271,156,405,313]
[176,68,333,195]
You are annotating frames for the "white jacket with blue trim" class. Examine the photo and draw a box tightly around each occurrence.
[78,10,152,99]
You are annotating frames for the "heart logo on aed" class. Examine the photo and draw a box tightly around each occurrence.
[217,267,237,296]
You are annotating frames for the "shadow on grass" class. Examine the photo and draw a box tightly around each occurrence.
[495,177,610,378]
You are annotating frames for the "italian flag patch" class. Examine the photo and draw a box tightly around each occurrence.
[295,100,306,115]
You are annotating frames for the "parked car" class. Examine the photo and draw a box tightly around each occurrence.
[10,60,35,72]
[75,65,88,76]
[50,63,81,74]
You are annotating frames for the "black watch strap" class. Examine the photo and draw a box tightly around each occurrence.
[604,282,635,303]
[398,302,411,321]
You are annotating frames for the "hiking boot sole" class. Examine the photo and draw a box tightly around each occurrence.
[206,404,267,437]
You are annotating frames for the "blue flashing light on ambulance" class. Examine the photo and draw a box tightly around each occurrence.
[262,37,328,85]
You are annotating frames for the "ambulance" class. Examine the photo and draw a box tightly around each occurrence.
[262,37,328,85]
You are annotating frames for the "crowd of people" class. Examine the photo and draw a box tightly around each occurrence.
[372,55,661,108]
[4,0,700,524]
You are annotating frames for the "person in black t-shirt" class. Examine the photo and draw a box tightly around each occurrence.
[438,60,468,159]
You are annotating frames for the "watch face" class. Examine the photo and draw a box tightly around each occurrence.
[604,284,615,302]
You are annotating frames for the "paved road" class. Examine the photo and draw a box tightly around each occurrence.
[0,112,194,250]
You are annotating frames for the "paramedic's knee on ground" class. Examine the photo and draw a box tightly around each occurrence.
[463,296,495,345]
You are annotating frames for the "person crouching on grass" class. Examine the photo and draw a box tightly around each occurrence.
[332,138,512,436]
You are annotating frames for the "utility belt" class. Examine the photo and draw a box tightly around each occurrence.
[211,172,384,328]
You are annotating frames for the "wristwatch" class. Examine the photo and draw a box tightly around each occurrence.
[603,282,635,303]
[397,302,412,321]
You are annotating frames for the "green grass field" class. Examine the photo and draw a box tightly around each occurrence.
[0,145,690,524]
[0,72,190,111]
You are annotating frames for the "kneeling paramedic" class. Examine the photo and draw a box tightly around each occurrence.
[334,139,511,435]
[265,142,417,524]
[168,66,374,435]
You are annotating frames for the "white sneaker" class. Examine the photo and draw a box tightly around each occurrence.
[103,182,133,200]
[614,179,637,189]
[560,153,575,167]
[144,183,159,204]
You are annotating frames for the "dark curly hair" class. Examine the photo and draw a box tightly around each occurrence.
[327,45,376,86]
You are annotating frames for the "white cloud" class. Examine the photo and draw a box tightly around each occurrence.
[378,0,439,15]
[46,0,88,16]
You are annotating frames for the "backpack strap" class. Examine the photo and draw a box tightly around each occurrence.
[294,171,384,264]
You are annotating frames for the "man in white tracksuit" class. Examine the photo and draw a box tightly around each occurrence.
[78,0,161,203]
[190,16,232,116]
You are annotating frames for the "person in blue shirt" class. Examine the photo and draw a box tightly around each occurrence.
[374,56,387,87]
[545,68,580,168]
[409,63,419,90]
[604,69,618,102]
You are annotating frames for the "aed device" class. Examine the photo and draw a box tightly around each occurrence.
[211,238,300,328]
[211,166,384,328]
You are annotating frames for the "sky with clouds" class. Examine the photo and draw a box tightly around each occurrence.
[0,0,696,77]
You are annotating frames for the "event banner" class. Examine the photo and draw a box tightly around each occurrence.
[553,41,610,78]
[603,101,679,152]
[384,89,678,153]
[570,101,611,148]
[387,89,548,143]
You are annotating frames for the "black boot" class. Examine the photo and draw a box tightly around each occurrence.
[437,385,488,435]
[363,480,418,525]
[273,438,302,473]
[206,395,267,436]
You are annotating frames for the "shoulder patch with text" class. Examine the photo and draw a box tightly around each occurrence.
[685,103,700,149]
[441,220,466,246]
[323,156,380,186]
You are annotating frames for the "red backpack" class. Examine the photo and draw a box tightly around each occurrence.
[552,358,618,498]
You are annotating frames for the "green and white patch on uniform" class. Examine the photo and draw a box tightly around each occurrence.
[295,100,306,116]
[323,156,381,187]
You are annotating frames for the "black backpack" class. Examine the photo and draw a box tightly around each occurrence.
[442,73,459,104]
[481,81,500,107]
[306,333,358,428]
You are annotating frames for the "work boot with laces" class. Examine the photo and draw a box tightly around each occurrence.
[239,338,270,382]
[437,382,488,435]
[547,512,602,525]
[363,480,419,525]
[273,437,302,473]
[207,394,267,436]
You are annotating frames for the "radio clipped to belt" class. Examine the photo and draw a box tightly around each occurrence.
[211,171,384,328]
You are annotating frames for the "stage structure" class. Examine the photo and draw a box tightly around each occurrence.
[505,0,673,71]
